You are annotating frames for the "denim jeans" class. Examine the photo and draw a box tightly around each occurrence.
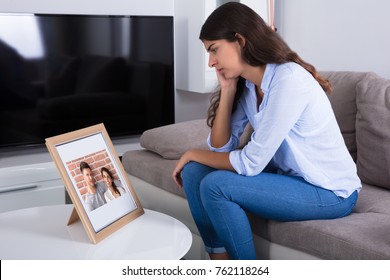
[181,161,358,260]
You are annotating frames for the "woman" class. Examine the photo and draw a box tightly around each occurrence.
[101,167,125,202]
[172,2,361,260]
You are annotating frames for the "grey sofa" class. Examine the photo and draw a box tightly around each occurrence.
[122,71,390,259]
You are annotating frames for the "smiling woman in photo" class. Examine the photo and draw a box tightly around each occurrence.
[101,167,126,202]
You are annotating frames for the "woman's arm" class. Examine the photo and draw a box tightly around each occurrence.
[172,72,240,188]
[172,149,234,188]
[209,71,238,148]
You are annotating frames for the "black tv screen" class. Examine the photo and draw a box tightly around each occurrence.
[0,13,174,150]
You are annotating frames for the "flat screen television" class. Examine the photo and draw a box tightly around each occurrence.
[0,13,174,151]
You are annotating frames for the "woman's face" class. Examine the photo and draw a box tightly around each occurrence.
[102,170,113,187]
[203,39,245,79]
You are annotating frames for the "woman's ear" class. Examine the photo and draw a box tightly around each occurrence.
[235,33,246,48]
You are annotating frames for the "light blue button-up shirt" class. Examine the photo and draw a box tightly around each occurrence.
[207,62,361,198]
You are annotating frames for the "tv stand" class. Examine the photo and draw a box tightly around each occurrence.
[0,161,65,213]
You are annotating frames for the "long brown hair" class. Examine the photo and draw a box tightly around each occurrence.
[200,2,332,127]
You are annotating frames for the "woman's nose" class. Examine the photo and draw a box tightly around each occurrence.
[208,56,216,68]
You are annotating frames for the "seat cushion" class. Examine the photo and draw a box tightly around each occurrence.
[122,149,183,197]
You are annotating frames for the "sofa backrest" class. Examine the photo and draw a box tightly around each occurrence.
[320,71,369,162]
[322,71,390,190]
[355,73,390,190]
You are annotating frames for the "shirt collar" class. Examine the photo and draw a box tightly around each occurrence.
[261,64,276,93]
[244,64,277,93]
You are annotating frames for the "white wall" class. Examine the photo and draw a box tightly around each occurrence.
[275,0,390,79]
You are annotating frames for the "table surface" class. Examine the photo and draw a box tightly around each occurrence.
[0,204,192,260]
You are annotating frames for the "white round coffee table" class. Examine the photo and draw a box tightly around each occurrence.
[0,204,192,259]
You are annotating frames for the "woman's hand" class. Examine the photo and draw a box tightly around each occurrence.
[172,150,193,188]
[172,149,234,188]
[216,68,239,96]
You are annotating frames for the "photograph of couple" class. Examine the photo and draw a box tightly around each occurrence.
[80,161,127,212]
[66,149,127,212]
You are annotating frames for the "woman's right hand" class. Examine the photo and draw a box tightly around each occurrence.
[216,69,239,97]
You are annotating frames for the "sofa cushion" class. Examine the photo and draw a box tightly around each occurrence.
[249,183,390,259]
[356,73,390,190]
[354,184,390,214]
[140,119,210,160]
[320,71,371,162]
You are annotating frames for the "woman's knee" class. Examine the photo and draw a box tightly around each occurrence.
[182,162,205,186]
[199,171,231,203]
[181,162,216,192]
[181,162,204,180]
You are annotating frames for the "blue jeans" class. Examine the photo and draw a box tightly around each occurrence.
[181,162,358,260]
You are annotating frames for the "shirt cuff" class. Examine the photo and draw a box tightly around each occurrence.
[207,133,236,152]
[229,149,245,175]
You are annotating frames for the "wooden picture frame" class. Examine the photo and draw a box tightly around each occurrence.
[45,123,144,244]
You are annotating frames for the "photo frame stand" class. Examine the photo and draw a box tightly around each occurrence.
[67,207,80,225]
